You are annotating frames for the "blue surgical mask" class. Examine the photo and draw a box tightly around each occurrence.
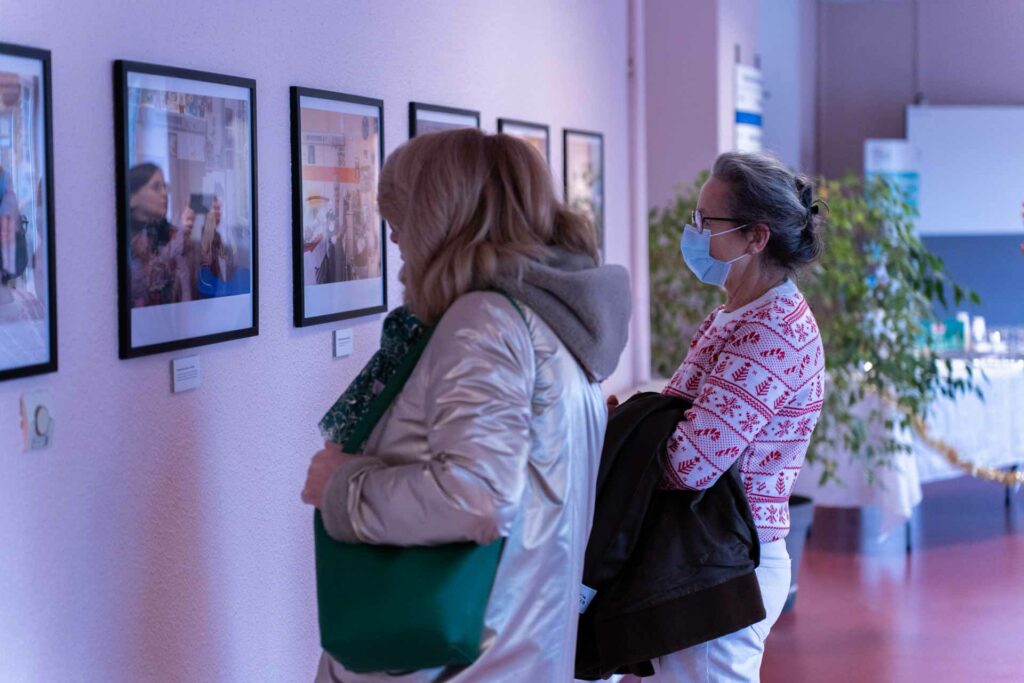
[680,223,750,287]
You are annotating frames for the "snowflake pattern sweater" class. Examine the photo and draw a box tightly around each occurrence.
[662,280,825,542]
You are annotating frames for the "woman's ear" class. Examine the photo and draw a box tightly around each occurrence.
[750,222,771,254]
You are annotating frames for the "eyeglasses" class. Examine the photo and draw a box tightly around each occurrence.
[691,209,750,236]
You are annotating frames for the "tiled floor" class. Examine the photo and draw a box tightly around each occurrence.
[762,477,1024,683]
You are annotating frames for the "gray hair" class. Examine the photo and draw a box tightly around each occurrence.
[711,151,824,273]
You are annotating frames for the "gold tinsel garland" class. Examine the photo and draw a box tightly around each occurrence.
[910,414,1024,487]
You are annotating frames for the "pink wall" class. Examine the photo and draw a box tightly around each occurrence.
[798,0,818,173]
[0,1,638,679]
[628,0,652,382]
[817,1,916,177]
[643,0,762,212]
[644,0,720,210]
[917,0,1024,104]
[817,0,1024,177]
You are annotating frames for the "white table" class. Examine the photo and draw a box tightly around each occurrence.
[795,358,1024,538]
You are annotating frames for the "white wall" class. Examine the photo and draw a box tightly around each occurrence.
[0,1,638,679]
[759,0,818,172]
[717,0,760,155]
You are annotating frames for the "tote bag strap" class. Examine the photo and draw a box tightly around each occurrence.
[342,290,528,455]
[341,325,435,454]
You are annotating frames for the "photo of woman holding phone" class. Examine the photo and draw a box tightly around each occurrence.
[127,164,244,306]
[115,61,257,358]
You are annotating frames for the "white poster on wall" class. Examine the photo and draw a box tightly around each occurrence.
[864,139,919,213]
[908,105,1024,236]
[734,64,763,153]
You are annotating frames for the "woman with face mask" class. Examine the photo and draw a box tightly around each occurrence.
[622,152,827,682]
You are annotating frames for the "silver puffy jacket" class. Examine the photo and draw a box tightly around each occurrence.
[317,291,607,682]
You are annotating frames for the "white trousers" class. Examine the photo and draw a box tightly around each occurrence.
[630,539,792,683]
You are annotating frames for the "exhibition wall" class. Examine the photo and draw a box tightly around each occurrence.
[0,1,640,679]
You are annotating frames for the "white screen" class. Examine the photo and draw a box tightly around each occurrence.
[908,105,1024,236]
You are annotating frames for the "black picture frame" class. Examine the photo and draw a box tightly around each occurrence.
[409,102,480,138]
[563,128,605,253]
[114,60,259,359]
[498,118,551,164]
[0,42,58,382]
[290,87,387,327]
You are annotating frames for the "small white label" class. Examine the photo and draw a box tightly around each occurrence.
[172,356,202,393]
[333,328,354,359]
[579,584,598,613]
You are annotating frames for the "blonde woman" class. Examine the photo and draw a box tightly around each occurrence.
[301,128,632,681]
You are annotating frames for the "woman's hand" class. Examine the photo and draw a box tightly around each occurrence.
[301,442,357,509]
[606,394,620,412]
[180,206,196,237]
[209,196,222,230]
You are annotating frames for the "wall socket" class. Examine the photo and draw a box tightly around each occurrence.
[21,390,54,451]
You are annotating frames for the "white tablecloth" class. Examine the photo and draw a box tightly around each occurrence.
[793,393,922,537]
[913,359,1024,481]
[795,359,1024,537]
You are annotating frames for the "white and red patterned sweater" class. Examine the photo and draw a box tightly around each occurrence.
[662,280,825,543]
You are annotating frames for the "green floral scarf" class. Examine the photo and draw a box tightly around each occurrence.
[318,306,429,452]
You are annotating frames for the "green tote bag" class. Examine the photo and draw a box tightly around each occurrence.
[314,298,526,673]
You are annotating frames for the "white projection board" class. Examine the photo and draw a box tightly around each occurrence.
[907,105,1024,236]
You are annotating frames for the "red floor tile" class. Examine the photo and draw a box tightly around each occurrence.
[762,477,1024,683]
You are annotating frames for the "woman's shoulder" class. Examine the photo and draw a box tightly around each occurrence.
[697,305,725,332]
[435,291,533,345]
[732,282,802,324]
[421,291,537,387]
[731,283,822,352]
[443,289,520,317]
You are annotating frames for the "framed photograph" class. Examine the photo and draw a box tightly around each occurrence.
[498,118,550,165]
[0,43,57,382]
[409,102,479,137]
[563,129,605,252]
[291,87,386,327]
[114,61,258,359]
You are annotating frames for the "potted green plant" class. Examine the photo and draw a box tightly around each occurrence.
[648,172,980,610]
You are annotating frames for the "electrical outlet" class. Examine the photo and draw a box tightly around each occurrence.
[20,390,54,451]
